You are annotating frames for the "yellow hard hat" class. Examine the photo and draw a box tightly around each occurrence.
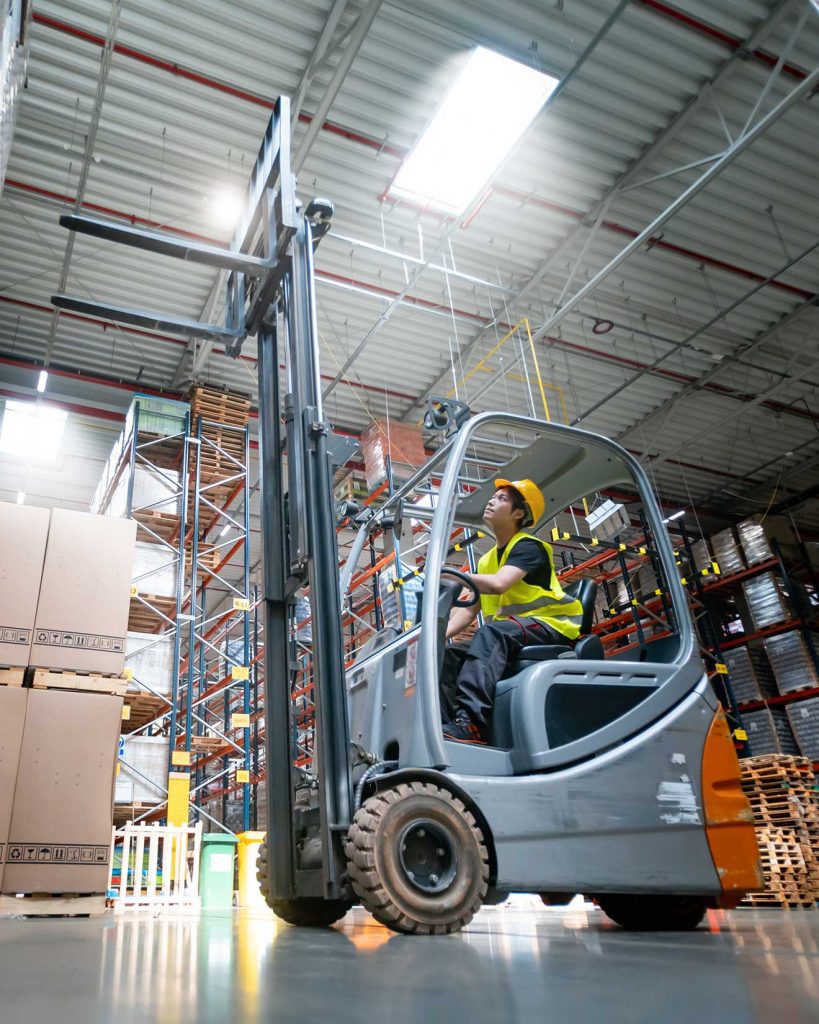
[495,478,545,526]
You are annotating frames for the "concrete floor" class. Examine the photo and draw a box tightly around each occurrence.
[0,899,817,1023]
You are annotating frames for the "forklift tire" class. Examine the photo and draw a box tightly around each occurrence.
[256,837,351,928]
[346,781,489,935]
[596,894,708,931]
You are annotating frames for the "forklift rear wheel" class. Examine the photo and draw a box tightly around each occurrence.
[346,781,489,935]
[597,894,708,931]
[256,837,351,928]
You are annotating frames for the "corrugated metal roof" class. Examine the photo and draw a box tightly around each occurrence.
[1,0,818,529]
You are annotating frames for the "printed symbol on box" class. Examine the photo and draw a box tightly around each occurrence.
[81,848,94,863]
[8,846,22,861]
[24,846,36,861]
[2,628,13,641]
[75,634,87,647]
[38,847,52,862]
[94,848,107,863]
[112,639,123,652]
[36,630,49,643]
[49,632,61,644]
[17,630,29,642]
[62,634,74,646]
[89,636,100,648]
[53,847,66,862]
[99,637,110,650]
[66,847,80,862]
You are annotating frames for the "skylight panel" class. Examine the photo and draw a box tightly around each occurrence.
[390,47,559,214]
[0,400,68,463]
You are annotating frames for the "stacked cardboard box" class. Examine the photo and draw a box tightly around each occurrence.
[764,631,819,695]
[361,418,427,492]
[0,504,134,897]
[0,503,50,669]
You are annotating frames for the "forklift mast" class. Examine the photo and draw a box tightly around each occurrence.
[53,96,354,902]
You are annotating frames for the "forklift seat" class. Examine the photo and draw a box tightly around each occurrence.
[505,579,600,675]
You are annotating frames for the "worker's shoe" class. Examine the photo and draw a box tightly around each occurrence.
[443,712,487,745]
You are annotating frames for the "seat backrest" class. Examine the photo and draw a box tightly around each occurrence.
[564,578,597,635]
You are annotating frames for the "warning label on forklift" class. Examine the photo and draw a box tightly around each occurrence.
[404,638,418,693]
[0,625,30,645]
[2,844,110,865]
[33,629,124,653]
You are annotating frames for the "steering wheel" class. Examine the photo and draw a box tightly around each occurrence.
[439,567,481,608]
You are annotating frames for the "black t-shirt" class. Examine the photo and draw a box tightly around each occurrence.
[495,537,553,591]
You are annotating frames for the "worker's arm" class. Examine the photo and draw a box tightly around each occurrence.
[465,564,527,596]
[446,601,479,640]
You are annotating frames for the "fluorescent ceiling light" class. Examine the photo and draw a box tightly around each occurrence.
[390,47,559,214]
[219,524,230,538]
[0,400,68,463]
[662,510,685,524]
[37,370,48,393]
[16,491,25,505]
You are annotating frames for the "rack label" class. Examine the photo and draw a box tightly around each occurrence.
[232,713,250,728]
[236,769,250,784]
[233,597,250,612]
[715,663,728,675]
[232,665,249,681]
[171,750,191,767]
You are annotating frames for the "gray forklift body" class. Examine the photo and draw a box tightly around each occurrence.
[345,411,724,897]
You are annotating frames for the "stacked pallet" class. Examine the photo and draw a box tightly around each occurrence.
[740,754,819,909]
[188,385,250,488]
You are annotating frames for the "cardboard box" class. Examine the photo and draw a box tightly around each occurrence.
[0,686,28,892]
[2,689,122,894]
[30,510,137,674]
[0,502,50,667]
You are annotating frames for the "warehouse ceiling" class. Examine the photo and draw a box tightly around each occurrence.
[1,0,819,534]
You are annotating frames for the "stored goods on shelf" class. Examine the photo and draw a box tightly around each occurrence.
[125,393,189,440]
[131,541,178,599]
[690,538,712,574]
[723,646,776,704]
[743,707,800,757]
[0,686,27,892]
[763,630,819,695]
[711,527,745,575]
[116,735,169,805]
[361,418,426,492]
[125,632,174,695]
[0,502,49,668]
[742,572,791,631]
[736,514,799,567]
[108,465,182,521]
[786,699,819,761]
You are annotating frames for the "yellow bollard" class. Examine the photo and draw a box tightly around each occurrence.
[237,831,268,908]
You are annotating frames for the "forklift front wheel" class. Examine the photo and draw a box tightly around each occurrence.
[256,837,352,928]
[596,894,708,931]
[346,781,489,935]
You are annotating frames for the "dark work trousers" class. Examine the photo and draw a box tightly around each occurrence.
[441,618,566,728]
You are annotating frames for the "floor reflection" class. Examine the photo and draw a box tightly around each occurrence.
[0,901,817,1024]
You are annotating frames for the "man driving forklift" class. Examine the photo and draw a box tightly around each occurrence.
[442,479,584,744]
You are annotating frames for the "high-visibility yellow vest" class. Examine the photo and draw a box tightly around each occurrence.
[477,532,583,640]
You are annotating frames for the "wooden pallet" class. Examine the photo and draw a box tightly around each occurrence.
[128,594,177,633]
[0,667,25,687]
[133,509,181,543]
[0,893,107,917]
[30,669,127,696]
[113,802,162,826]
[122,691,171,733]
[189,735,225,752]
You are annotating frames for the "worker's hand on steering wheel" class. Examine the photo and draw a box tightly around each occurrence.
[439,566,480,607]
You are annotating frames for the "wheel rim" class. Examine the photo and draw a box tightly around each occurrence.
[398,819,458,894]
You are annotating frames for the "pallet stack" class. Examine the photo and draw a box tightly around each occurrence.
[188,384,251,491]
[740,754,819,909]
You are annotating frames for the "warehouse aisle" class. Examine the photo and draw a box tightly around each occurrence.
[0,901,816,1023]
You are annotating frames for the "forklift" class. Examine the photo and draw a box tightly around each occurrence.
[54,96,761,935]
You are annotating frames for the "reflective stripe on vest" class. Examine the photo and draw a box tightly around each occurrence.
[477,532,583,640]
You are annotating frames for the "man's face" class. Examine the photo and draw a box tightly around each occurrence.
[483,487,521,527]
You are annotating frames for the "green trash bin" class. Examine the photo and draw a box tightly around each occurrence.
[199,833,238,910]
